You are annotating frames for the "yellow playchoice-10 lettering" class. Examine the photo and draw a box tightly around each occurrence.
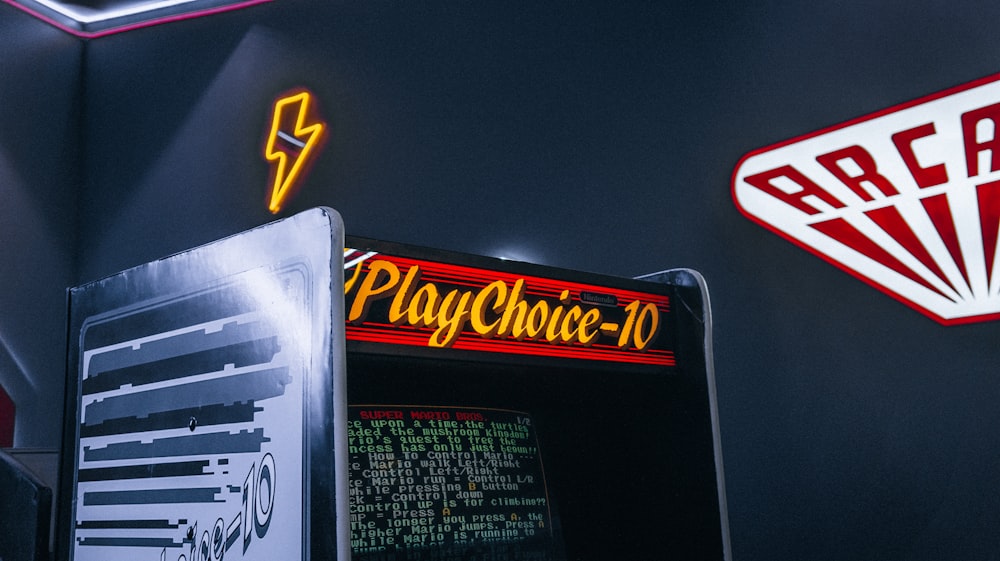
[346,259,660,350]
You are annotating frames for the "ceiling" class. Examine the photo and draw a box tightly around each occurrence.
[2,0,270,37]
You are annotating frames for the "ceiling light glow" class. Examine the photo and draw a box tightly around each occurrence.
[3,0,272,38]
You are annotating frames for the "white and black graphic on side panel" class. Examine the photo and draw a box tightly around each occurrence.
[73,268,308,561]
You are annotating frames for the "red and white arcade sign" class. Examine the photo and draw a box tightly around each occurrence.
[733,73,1000,325]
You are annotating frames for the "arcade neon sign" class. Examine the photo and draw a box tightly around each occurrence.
[264,90,326,214]
[733,72,1000,325]
[343,250,674,367]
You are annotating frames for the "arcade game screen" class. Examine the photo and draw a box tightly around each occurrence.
[343,239,728,561]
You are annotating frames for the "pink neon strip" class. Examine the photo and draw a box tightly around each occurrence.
[1,0,273,39]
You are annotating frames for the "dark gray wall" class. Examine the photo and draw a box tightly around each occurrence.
[0,9,82,447]
[7,1,1000,560]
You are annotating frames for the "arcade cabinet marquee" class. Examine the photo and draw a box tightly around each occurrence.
[58,207,731,561]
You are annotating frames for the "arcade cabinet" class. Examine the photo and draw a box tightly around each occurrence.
[0,448,53,561]
[341,237,730,561]
[58,208,348,561]
[56,207,730,561]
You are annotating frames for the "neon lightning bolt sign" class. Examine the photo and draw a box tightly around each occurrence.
[264,90,326,214]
